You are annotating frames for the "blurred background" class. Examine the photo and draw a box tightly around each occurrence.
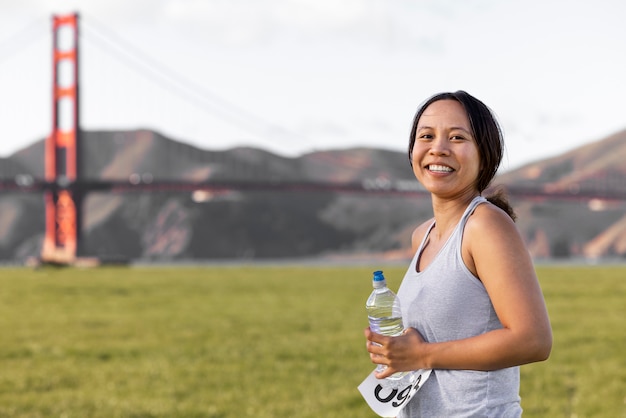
[1,0,626,265]
[1,3,625,417]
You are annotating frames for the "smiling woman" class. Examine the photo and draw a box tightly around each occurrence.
[364,91,552,418]
[409,91,516,220]
[410,99,481,203]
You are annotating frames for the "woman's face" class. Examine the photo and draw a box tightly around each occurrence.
[411,99,481,199]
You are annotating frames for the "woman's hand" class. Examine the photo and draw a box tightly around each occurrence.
[364,327,428,379]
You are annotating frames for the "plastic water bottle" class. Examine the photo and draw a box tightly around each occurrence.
[366,270,408,380]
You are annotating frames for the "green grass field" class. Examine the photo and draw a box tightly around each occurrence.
[0,265,624,417]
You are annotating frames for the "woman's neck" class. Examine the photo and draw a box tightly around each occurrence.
[430,193,479,240]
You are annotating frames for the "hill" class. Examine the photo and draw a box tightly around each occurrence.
[496,129,626,259]
[1,128,625,262]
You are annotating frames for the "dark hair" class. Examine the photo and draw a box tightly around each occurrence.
[408,90,516,221]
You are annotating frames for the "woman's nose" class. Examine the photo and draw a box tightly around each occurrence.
[429,137,450,155]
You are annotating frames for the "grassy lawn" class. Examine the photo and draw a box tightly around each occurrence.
[0,265,624,417]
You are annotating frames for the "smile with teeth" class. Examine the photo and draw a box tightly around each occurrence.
[428,164,453,173]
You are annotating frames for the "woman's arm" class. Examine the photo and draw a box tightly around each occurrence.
[365,203,552,377]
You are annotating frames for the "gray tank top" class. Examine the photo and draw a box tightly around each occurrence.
[397,196,522,418]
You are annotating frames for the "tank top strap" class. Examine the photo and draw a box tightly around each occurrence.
[411,196,488,273]
[449,195,488,249]
[444,195,488,268]
[458,196,488,230]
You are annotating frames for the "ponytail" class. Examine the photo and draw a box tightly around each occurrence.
[485,187,516,222]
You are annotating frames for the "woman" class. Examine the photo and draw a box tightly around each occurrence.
[364,91,552,417]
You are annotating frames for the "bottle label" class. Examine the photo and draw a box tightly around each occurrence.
[358,368,432,417]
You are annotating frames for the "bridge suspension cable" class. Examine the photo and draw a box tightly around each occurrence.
[79,14,305,146]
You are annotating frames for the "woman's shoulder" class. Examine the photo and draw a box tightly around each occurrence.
[470,199,516,230]
[465,200,522,249]
[463,200,527,277]
[411,218,435,251]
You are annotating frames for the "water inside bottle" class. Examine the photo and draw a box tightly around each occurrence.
[368,315,404,336]
[368,316,408,380]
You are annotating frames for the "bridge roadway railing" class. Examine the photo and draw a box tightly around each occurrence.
[1,176,626,201]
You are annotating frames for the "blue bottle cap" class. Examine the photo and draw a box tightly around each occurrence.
[373,270,385,281]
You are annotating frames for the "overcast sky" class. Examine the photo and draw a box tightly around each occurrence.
[1,0,625,172]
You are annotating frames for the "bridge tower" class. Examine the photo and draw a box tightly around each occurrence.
[42,13,82,264]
